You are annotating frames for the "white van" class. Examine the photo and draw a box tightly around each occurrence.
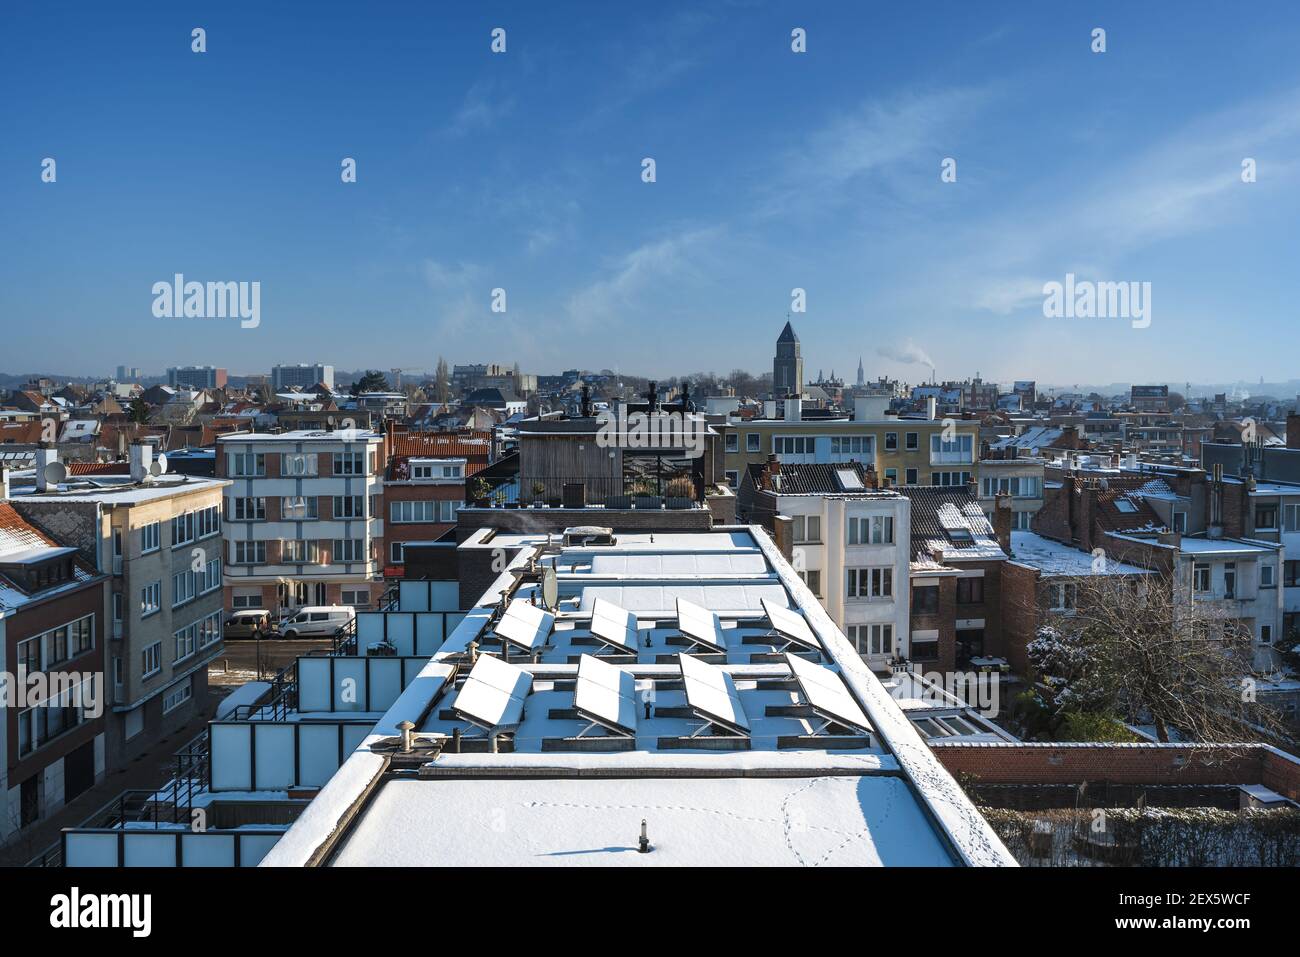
[276,605,356,639]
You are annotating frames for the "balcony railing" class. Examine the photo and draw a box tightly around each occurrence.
[474,474,705,509]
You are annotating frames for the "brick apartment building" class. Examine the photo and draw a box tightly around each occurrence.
[382,430,492,576]
[0,497,108,841]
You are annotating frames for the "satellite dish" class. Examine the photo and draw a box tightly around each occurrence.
[43,461,67,486]
[151,453,168,476]
[541,565,558,611]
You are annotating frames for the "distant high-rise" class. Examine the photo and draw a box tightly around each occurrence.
[773,321,803,397]
[857,357,865,387]
[272,363,334,392]
[167,366,227,390]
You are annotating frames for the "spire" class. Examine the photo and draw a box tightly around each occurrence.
[777,320,798,344]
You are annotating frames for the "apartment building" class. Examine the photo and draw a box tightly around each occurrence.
[977,449,1045,530]
[271,364,334,392]
[721,395,979,490]
[217,429,386,613]
[0,498,107,841]
[737,460,911,668]
[166,366,227,390]
[11,446,230,766]
[383,430,492,575]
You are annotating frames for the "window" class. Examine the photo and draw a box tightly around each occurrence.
[1173,511,1187,533]
[113,591,123,624]
[141,521,161,553]
[333,539,365,562]
[931,471,972,487]
[281,452,318,476]
[956,576,984,604]
[17,636,41,673]
[1261,624,1273,645]
[232,497,265,521]
[725,470,738,488]
[232,589,262,609]
[174,621,196,662]
[905,432,919,450]
[228,452,265,477]
[848,623,893,656]
[1262,563,1276,587]
[195,504,220,538]
[1255,506,1278,531]
[172,569,195,607]
[142,641,162,678]
[334,495,365,519]
[830,435,872,455]
[70,615,94,656]
[141,581,162,617]
[171,511,194,548]
[884,432,898,451]
[391,500,436,523]
[1013,510,1033,530]
[233,541,266,564]
[163,682,193,714]
[912,586,939,614]
[283,540,317,563]
[847,567,892,599]
[282,496,318,520]
[1224,562,1237,599]
[199,611,221,648]
[1285,561,1300,588]
[390,541,406,564]
[1284,503,1300,532]
[792,515,821,543]
[333,452,366,475]
[801,569,821,596]
[774,436,814,455]
[746,433,760,453]
[930,433,973,464]
[724,433,738,453]
[1049,582,1077,611]
[981,476,1042,498]
[884,468,898,484]
[905,468,918,485]
[200,558,221,594]
[341,588,369,607]
[848,515,892,545]
[1193,562,1211,593]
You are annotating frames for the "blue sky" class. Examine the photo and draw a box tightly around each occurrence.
[3,1,1299,386]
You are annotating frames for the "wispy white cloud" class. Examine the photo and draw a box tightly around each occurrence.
[444,80,515,137]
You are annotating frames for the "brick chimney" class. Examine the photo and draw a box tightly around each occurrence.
[1288,412,1300,450]
[993,491,1013,556]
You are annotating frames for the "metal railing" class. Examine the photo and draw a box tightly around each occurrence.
[484,473,704,508]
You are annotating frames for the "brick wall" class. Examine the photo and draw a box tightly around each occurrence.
[931,742,1300,802]
[999,560,1040,674]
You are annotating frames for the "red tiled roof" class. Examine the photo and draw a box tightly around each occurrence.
[68,462,130,475]
[390,430,492,461]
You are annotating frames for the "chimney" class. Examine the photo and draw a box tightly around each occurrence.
[35,446,59,492]
[580,384,591,418]
[763,399,777,419]
[993,492,1013,556]
[0,465,9,501]
[926,396,937,421]
[784,396,802,422]
[128,443,153,483]
[1288,412,1300,451]
[771,514,794,563]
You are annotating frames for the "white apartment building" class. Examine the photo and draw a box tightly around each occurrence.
[739,462,911,669]
[271,363,334,392]
[217,430,386,614]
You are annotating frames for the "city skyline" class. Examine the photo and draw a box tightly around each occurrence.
[5,2,1300,380]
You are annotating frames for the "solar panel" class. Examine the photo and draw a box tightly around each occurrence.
[589,597,638,654]
[759,597,821,653]
[573,654,638,737]
[452,654,532,731]
[675,597,726,653]
[494,599,554,653]
[784,652,871,735]
[678,653,749,736]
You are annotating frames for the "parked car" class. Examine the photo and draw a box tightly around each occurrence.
[275,605,356,639]
[224,609,271,640]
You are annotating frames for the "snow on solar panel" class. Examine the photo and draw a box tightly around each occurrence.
[675,597,726,653]
[573,654,638,736]
[494,599,554,652]
[678,653,750,735]
[784,652,871,735]
[453,654,532,730]
[589,597,638,653]
[759,597,821,652]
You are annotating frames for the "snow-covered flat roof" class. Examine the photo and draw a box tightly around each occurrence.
[328,775,953,867]
[11,474,229,504]
[1011,531,1153,577]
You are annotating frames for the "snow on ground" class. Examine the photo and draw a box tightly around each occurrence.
[329,775,952,867]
